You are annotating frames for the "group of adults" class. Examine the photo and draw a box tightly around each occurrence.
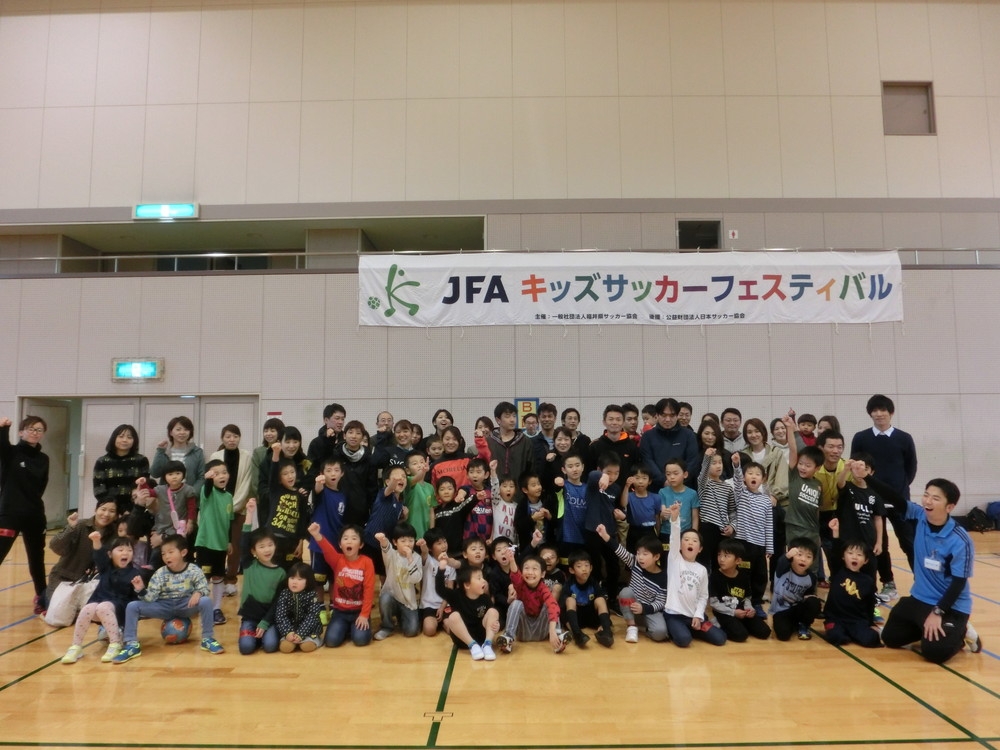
[0,393,978,663]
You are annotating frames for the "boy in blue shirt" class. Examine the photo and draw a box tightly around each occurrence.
[658,458,699,553]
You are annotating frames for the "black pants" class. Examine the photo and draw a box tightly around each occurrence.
[584,531,620,602]
[888,509,916,571]
[742,541,768,607]
[697,522,723,570]
[769,506,786,584]
[882,596,968,664]
[715,611,772,642]
[772,597,823,641]
[824,619,882,648]
[0,511,47,597]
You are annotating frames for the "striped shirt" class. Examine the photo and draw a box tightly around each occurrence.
[732,464,774,554]
[611,541,668,613]
[697,453,736,529]
[141,561,210,602]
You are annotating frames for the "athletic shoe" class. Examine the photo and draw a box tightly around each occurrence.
[555,630,572,653]
[754,605,768,620]
[32,595,45,616]
[495,633,514,653]
[61,645,84,664]
[200,637,224,654]
[97,626,108,642]
[319,610,330,626]
[595,629,614,648]
[873,607,885,625]
[625,625,639,643]
[817,581,830,590]
[373,628,393,641]
[481,642,497,661]
[279,639,295,653]
[299,640,318,652]
[213,609,227,625]
[469,643,485,661]
[965,622,983,654]
[877,582,898,603]
[573,631,591,648]
[112,641,142,664]
[101,643,121,663]
[798,625,812,640]
[223,583,238,597]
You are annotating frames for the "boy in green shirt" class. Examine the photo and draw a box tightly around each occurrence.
[195,459,234,625]
[404,452,435,540]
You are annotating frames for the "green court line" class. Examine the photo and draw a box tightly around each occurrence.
[939,662,1000,701]
[426,645,459,747]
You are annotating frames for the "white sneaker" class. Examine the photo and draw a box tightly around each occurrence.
[469,643,485,660]
[223,583,238,597]
[101,643,122,663]
[481,642,497,661]
[625,625,639,643]
[965,622,983,653]
[61,645,84,664]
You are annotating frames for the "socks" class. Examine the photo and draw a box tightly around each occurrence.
[599,611,612,632]
[566,610,582,636]
[212,580,223,609]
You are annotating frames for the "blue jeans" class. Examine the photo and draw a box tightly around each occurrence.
[664,613,727,647]
[325,608,372,647]
[378,589,420,637]
[238,618,280,655]
[123,596,214,643]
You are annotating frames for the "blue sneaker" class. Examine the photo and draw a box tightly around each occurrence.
[754,605,768,620]
[200,637,225,654]
[112,641,142,664]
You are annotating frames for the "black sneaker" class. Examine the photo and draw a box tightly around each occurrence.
[595,629,614,648]
[573,631,591,648]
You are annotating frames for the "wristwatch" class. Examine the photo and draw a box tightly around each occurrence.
[931,606,945,616]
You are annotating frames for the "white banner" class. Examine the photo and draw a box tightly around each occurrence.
[358,251,903,327]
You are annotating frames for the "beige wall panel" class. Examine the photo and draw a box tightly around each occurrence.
[451,326,515,399]
[249,6,303,102]
[260,400,317,439]
[831,96,887,198]
[882,212,942,248]
[580,214,642,250]
[768,323,835,396]
[354,3,406,100]
[705,324,771,397]
[459,1,512,98]
[142,105,197,202]
[927,2,985,96]
[825,0,880,96]
[512,98,568,199]
[406,99,461,201]
[520,214,581,251]
[195,102,249,204]
[774,1,829,95]
[515,326,580,396]
[991,98,1000,198]
[261,274,324,400]
[301,4,355,101]
[0,15,48,108]
[512,0,566,97]
[198,8,251,103]
[387,327,451,400]
[324,274,387,401]
[147,11,201,105]
[894,272,959,395]
[885,137,941,198]
[763,212,824,247]
[642,325,708,398]
[940,213,1000,248]
[673,97,728,198]
[460,99,514,200]
[953,270,1000,393]
[983,5,1000,97]
[725,97,782,198]
[45,14,99,107]
[0,281,20,398]
[830,321,898,395]
[485,214,521,250]
[198,275,264,394]
[669,0,724,96]
[899,393,965,497]
[449,399,505,435]
[90,106,145,207]
[822,212,884,248]
[774,393,837,421]
[0,109,43,209]
[353,100,406,201]
[640,214,678,250]
[722,212,765,250]
[406,1,460,99]
[132,276,203,396]
[17,279,82,395]
[959,394,1000,501]
[579,325,643,397]
[620,97,675,199]
[299,101,354,203]
[778,97,836,197]
[936,97,993,198]
[721,0,777,96]
[75,278,143,394]
[565,0,618,97]
[39,108,94,208]
[566,98,621,199]
[617,0,671,97]
[247,102,300,203]
[96,12,150,106]
[875,1,933,81]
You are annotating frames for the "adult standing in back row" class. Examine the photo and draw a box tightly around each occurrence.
[639,398,698,491]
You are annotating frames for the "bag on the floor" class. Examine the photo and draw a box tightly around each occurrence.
[960,506,994,534]
[987,501,1000,527]
[43,574,99,627]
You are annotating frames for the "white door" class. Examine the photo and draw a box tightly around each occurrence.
[79,399,140,518]
[200,397,258,459]
[140,398,199,480]
[22,399,70,526]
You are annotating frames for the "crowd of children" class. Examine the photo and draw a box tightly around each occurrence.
[34,396,981,667]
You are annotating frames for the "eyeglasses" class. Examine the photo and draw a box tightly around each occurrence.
[24,427,45,434]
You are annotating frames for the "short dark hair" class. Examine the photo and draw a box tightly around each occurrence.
[926,478,960,506]
[490,536,513,555]
[343,420,365,434]
[204,458,226,472]
[655,398,680,416]
[323,403,346,419]
[538,402,558,417]
[787,536,819,558]
[635,534,663,558]
[391,522,417,542]
[721,407,742,421]
[248,527,276,550]
[664,457,686,473]
[597,453,621,470]
[797,413,817,425]
[560,407,580,422]
[283,426,303,442]
[519,470,541,490]
[817,430,845,448]
[463,536,487,552]
[494,401,516,420]
[799,447,824,466]
[340,524,364,542]
[456,565,484,588]
[163,460,187,478]
[160,533,188,553]
[641,403,657,416]
[561,451,585,468]
[603,404,624,419]
[850,452,875,469]
[631,464,653,478]
[866,394,895,415]
[840,539,871,560]
[520,554,544,572]
[423,527,447,547]
[104,424,139,456]
[107,535,133,550]
[262,417,285,444]
[677,401,693,413]
[567,549,592,567]
[286,561,316,585]
[742,460,765,475]
[621,402,638,416]
[717,538,745,558]
[435,476,456,491]
[322,456,347,471]
[166,416,194,443]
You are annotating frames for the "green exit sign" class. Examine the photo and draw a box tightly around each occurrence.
[132,203,199,220]
[112,358,164,381]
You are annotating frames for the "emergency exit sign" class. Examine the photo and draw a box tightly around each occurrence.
[112,358,164,381]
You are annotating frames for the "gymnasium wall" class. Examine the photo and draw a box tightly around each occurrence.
[0,267,996,510]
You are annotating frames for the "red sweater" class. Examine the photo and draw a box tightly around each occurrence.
[510,571,560,622]
[317,537,375,617]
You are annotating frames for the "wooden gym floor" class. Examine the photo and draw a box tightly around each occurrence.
[1,531,998,750]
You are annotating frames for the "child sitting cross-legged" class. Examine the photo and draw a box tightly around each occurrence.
[274,562,324,652]
[559,549,614,648]
[594,523,667,643]
[822,519,881,648]
[373,523,422,640]
[494,547,570,655]
[435,550,500,661]
[770,537,823,641]
[709,538,771,643]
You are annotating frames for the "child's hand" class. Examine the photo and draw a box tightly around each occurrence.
[549,629,563,652]
[131,575,144,591]
[438,552,449,569]
[629,600,643,615]
[705,447,716,457]
[150,532,162,548]
[204,467,215,480]
[722,524,735,537]
[416,538,427,552]
[374,532,387,545]
[595,524,610,542]
[554,477,564,488]
[507,584,517,603]
[598,472,611,491]
[271,442,283,455]
[531,529,543,546]
[254,626,265,638]
[245,498,256,516]
[474,428,484,438]
[67,511,79,527]
[314,475,325,488]
[659,505,669,520]
[307,522,322,540]
[691,617,702,630]
[187,592,201,608]
[613,508,626,521]
[731,453,741,467]
[400,506,409,521]
[355,615,369,631]
[286,632,302,644]
[670,502,680,522]
[0,417,10,428]
[546,452,556,463]
[489,460,498,473]
[88,530,102,543]
[476,489,487,500]
[786,547,798,559]
[157,439,169,450]
[828,518,839,532]
[625,476,635,488]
